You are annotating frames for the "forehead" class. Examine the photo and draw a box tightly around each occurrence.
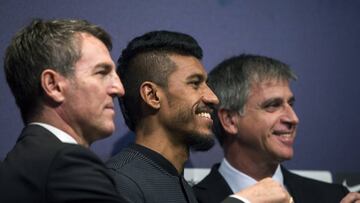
[78,33,108,54]
[249,79,293,100]
[168,55,206,79]
[74,33,115,71]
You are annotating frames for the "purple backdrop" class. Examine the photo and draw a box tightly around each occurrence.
[1,0,359,186]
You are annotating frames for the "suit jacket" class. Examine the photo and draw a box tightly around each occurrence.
[193,163,349,203]
[0,125,128,203]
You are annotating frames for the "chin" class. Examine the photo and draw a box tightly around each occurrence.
[279,153,293,161]
[188,132,215,152]
[98,126,115,139]
[190,140,215,151]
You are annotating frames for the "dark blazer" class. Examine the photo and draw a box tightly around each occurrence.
[0,125,128,203]
[193,163,349,203]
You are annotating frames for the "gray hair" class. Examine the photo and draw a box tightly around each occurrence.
[4,19,112,123]
[207,54,297,145]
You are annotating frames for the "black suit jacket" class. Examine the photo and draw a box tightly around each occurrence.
[193,163,349,203]
[0,125,128,203]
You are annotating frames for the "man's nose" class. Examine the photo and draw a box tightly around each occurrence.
[283,105,299,125]
[110,73,125,97]
[203,85,219,106]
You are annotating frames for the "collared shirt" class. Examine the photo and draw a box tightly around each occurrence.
[219,158,284,203]
[29,122,78,144]
[106,144,198,203]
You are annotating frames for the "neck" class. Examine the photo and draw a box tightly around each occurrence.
[31,107,89,147]
[135,124,189,174]
[224,142,278,181]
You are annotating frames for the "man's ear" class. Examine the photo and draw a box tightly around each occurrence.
[218,109,239,135]
[41,69,66,103]
[139,81,161,109]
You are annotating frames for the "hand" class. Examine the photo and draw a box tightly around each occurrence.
[233,177,293,203]
[340,192,360,203]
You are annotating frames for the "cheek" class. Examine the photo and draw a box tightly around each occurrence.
[86,86,106,99]
[254,113,278,130]
[173,103,193,120]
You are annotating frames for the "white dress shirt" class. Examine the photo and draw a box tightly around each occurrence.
[30,122,78,144]
[219,158,284,203]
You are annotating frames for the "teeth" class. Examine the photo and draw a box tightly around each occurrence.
[274,133,292,138]
[197,112,211,119]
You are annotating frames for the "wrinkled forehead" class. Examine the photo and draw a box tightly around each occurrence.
[249,78,293,99]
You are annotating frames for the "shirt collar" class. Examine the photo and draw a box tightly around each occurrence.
[29,122,78,144]
[218,158,284,193]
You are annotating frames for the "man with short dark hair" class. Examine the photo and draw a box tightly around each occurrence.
[0,19,128,203]
[106,30,218,203]
[107,31,292,203]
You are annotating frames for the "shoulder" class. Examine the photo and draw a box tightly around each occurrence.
[106,147,143,170]
[106,147,153,188]
[106,147,168,203]
[194,164,222,188]
[194,163,230,190]
[193,163,233,203]
[283,167,347,191]
[47,144,126,202]
[1,126,123,202]
[107,147,164,181]
[283,167,349,201]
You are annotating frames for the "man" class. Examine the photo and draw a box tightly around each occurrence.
[106,31,292,203]
[193,54,352,203]
[0,19,128,203]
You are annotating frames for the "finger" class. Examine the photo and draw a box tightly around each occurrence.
[341,192,360,203]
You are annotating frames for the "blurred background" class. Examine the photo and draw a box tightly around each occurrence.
[1,0,359,190]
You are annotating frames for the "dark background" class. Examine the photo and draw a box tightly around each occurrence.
[1,0,359,186]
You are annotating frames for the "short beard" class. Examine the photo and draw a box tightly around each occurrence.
[165,94,215,151]
[185,132,215,151]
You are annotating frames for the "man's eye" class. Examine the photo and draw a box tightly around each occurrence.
[289,101,295,107]
[190,81,201,88]
[96,70,107,75]
[263,101,281,112]
[288,99,295,107]
[96,69,110,75]
[264,101,279,108]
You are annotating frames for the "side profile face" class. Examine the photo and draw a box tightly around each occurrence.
[235,79,299,163]
[60,33,124,144]
[159,55,219,150]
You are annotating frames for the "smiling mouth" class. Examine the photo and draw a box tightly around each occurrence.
[195,104,213,120]
[273,130,294,137]
[196,112,211,119]
[273,131,294,138]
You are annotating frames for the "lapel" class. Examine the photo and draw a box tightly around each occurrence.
[195,163,233,201]
[282,166,303,203]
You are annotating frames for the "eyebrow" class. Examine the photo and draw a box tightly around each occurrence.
[261,96,296,107]
[260,97,282,107]
[94,62,114,70]
[186,73,206,82]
